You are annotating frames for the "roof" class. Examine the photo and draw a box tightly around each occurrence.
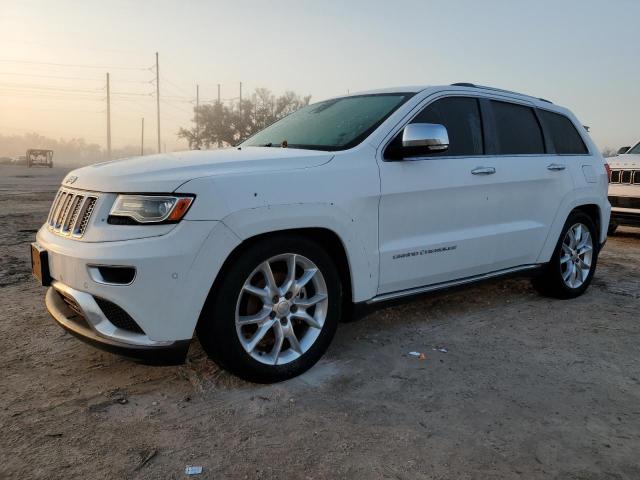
[344,83,553,104]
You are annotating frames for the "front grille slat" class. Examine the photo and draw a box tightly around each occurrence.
[51,192,67,228]
[63,195,84,233]
[47,191,62,225]
[57,194,75,231]
[76,197,97,236]
[47,188,98,238]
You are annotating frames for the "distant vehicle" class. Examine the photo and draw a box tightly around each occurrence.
[26,149,53,168]
[607,141,640,233]
[32,83,610,382]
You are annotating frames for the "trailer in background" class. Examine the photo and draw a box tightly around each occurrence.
[26,149,53,168]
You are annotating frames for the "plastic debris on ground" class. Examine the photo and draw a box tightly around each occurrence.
[185,466,203,475]
[433,346,448,353]
[408,351,427,360]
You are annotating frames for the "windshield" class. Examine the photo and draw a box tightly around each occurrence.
[628,142,640,154]
[241,93,414,151]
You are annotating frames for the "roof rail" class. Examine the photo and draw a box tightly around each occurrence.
[450,83,553,104]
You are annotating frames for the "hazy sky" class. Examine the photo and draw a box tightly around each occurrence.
[0,0,638,152]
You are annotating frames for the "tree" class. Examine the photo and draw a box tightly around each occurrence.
[178,88,311,149]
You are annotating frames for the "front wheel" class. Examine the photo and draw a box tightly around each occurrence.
[532,211,599,299]
[197,235,342,383]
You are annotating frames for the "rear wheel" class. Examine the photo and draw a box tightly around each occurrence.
[533,211,599,299]
[197,235,341,383]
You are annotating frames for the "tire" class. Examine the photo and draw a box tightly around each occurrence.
[197,234,342,383]
[532,211,599,299]
[607,221,618,236]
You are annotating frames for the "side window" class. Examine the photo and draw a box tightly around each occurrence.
[538,109,588,154]
[490,100,545,155]
[409,96,484,156]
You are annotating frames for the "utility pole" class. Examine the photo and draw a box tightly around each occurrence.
[140,117,144,156]
[195,84,199,149]
[217,83,222,148]
[106,72,111,159]
[155,52,161,153]
[239,81,243,138]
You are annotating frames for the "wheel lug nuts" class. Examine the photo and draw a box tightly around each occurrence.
[285,292,292,300]
[269,311,277,319]
[291,305,297,312]
[280,318,287,326]
[272,296,279,303]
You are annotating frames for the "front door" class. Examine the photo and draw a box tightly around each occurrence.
[377,95,504,295]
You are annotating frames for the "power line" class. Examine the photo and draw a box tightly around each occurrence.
[159,74,194,97]
[0,71,149,83]
[160,99,193,115]
[0,59,149,71]
[0,82,103,93]
[0,90,105,101]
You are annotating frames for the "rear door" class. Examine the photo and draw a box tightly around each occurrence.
[482,98,575,269]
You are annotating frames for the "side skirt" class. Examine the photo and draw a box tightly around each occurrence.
[367,264,541,305]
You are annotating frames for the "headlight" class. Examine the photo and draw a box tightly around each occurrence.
[109,194,194,224]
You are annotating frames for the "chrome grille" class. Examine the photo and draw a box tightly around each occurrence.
[609,169,640,185]
[47,188,98,238]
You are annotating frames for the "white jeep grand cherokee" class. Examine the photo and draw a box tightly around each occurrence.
[32,83,610,382]
[607,141,640,233]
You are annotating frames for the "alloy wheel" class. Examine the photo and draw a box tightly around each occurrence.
[235,253,328,365]
[560,223,593,289]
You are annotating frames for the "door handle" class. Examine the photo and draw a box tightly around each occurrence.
[547,163,566,171]
[471,166,496,175]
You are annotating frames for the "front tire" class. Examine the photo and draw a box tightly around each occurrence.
[197,235,342,383]
[533,211,599,299]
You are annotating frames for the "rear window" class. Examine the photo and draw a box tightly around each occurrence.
[491,100,545,155]
[538,109,588,154]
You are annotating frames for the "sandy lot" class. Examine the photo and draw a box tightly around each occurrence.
[1,164,639,479]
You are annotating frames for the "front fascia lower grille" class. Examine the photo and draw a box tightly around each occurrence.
[94,297,144,334]
[47,187,98,238]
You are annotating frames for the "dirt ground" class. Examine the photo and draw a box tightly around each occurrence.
[1,164,639,480]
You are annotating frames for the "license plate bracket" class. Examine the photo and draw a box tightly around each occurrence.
[31,242,51,286]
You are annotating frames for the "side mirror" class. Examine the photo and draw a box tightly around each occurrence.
[617,146,631,155]
[387,123,449,160]
[402,123,449,151]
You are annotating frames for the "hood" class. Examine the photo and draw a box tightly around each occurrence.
[64,147,334,193]
[608,153,640,169]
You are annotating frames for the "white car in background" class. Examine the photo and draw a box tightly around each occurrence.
[32,83,610,382]
[607,142,640,234]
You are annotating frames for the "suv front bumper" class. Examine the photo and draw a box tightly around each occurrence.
[36,219,241,362]
[46,283,190,364]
